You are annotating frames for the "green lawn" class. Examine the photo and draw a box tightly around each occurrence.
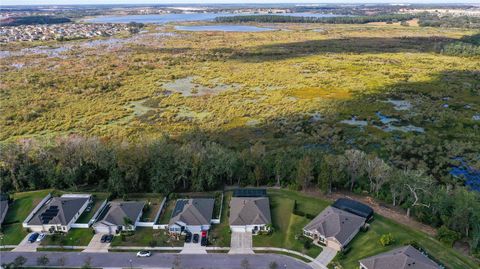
[339,215,479,269]
[40,228,94,246]
[209,192,231,247]
[157,199,175,224]
[110,228,184,247]
[253,189,327,258]
[76,192,109,224]
[0,189,51,245]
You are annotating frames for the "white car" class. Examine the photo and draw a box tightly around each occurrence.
[36,233,46,242]
[136,250,151,257]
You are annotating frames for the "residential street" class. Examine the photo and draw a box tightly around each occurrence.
[0,251,313,269]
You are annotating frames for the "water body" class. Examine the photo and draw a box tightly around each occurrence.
[175,25,275,32]
[450,157,480,192]
[86,12,346,24]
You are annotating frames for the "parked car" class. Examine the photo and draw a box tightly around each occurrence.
[193,234,199,243]
[100,234,107,243]
[36,233,46,242]
[185,232,192,243]
[201,236,208,246]
[105,234,114,243]
[28,233,39,243]
[136,250,151,257]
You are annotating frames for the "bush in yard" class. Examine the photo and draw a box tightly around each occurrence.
[149,239,157,247]
[303,239,312,249]
[436,225,461,247]
[379,233,395,247]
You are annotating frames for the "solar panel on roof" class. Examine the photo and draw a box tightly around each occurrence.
[233,189,267,197]
[172,200,188,218]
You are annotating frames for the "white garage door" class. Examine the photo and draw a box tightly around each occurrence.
[231,226,246,232]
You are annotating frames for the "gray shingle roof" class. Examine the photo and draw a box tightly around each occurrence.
[95,201,145,226]
[169,198,214,226]
[304,206,365,246]
[28,196,90,226]
[229,197,271,226]
[360,245,440,269]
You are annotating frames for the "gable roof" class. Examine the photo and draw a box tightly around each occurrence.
[360,245,440,269]
[169,198,214,226]
[28,195,90,226]
[95,201,145,227]
[332,198,374,220]
[304,206,365,246]
[229,197,271,226]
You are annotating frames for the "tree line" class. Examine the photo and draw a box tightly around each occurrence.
[0,16,71,27]
[0,135,478,254]
[215,14,417,24]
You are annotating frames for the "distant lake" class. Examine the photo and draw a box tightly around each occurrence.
[85,12,346,24]
[175,25,275,32]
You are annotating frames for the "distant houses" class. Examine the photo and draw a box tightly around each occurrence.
[23,194,91,233]
[168,198,215,234]
[359,245,441,269]
[93,201,145,234]
[303,198,373,251]
[229,189,271,234]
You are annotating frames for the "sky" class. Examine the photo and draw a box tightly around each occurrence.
[0,0,478,6]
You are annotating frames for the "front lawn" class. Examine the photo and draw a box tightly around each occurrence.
[253,189,327,258]
[110,228,184,247]
[157,199,175,224]
[209,192,231,247]
[1,189,52,245]
[338,215,479,269]
[40,228,94,246]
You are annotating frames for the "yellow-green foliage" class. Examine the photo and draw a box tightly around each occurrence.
[0,23,478,142]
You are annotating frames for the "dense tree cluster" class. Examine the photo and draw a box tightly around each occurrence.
[418,15,480,29]
[441,34,480,56]
[0,135,479,253]
[0,16,71,26]
[215,14,416,24]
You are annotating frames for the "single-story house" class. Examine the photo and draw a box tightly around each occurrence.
[93,201,145,235]
[25,194,91,233]
[229,197,271,234]
[332,198,374,221]
[168,198,214,234]
[0,195,9,226]
[303,206,366,251]
[359,245,440,269]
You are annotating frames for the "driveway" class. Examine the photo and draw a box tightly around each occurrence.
[229,231,254,254]
[12,233,40,252]
[310,247,337,269]
[181,233,206,254]
[82,233,110,253]
[0,251,313,269]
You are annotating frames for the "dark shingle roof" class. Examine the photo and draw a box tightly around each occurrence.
[229,197,271,226]
[95,201,145,226]
[28,196,89,226]
[360,245,440,269]
[169,198,214,226]
[304,206,365,246]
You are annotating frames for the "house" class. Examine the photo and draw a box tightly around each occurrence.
[168,198,214,234]
[229,197,271,234]
[359,245,440,269]
[0,195,9,226]
[303,206,366,251]
[93,201,145,235]
[24,194,91,233]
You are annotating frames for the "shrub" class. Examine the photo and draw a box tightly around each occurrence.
[436,226,461,247]
[379,233,395,247]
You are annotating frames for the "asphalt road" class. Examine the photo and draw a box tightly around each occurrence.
[0,251,313,269]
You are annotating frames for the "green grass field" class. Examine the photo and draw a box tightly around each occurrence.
[76,192,110,223]
[253,189,327,258]
[209,192,231,247]
[40,228,94,246]
[1,189,51,245]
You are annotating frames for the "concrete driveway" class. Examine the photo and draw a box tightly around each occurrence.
[310,247,337,269]
[12,233,40,252]
[181,233,205,254]
[229,231,254,254]
[82,233,110,253]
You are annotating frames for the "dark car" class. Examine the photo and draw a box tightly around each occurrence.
[201,236,208,246]
[100,235,107,243]
[105,234,114,243]
[28,233,39,243]
[185,232,192,243]
[193,234,199,243]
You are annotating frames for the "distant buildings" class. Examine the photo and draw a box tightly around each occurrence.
[0,23,131,43]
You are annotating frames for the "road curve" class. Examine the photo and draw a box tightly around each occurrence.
[0,251,313,269]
